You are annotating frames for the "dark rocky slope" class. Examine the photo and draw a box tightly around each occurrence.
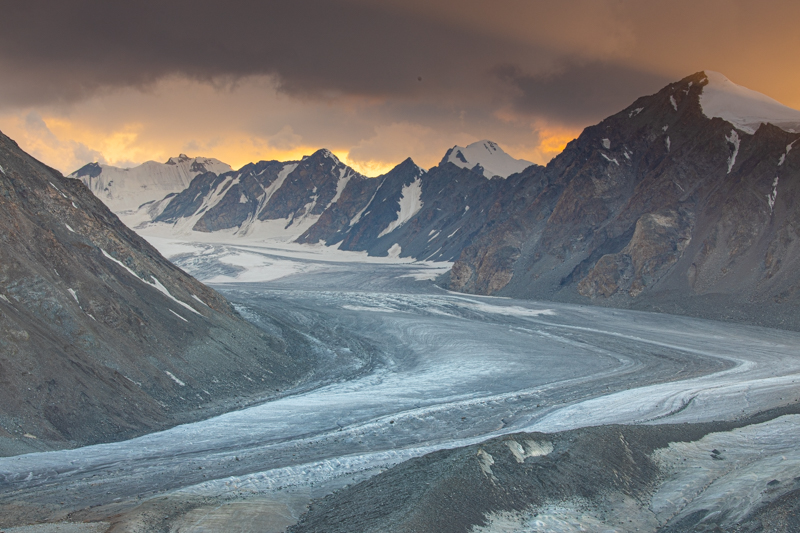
[333,161,516,262]
[289,405,800,533]
[447,72,800,331]
[0,131,314,455]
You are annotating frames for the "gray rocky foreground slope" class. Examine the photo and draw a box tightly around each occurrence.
[0,131,314,454]
[290,406,800,533]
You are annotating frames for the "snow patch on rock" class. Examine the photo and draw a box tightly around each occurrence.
[378,179,423,237]
[165,370,186,385]
[330,168,353,205]
[100,249,201,316]
[726,130,740,174]
[601,153,619,166]
[768,177,779,213]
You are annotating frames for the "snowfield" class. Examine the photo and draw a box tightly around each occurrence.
[71,155,232,213]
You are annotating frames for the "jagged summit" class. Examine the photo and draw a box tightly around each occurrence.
[699,70,800,134]
[302,148,340,162]
[72,161,102,178]
[439,139,533,178]
[396,156,425,172]
[166,153,192,165]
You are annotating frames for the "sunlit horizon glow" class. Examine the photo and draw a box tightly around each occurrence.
[1,109,578,177]
[0,81,576,177]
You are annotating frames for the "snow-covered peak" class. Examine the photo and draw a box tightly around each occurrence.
[440,140,533,178]
[700,71,800,134]
[320,148,340,163]
[71,156,232,213]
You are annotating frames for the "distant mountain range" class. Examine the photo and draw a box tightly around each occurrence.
[77,139,535,263]
[71,154,231,213]
[77,71,800,330]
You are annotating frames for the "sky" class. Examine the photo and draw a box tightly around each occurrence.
[1,0,799,177]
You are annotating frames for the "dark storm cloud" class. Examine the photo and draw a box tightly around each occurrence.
[0,0,670,127]
[4,0,795,129]
[493,62,673,125]
[0,1,530,102]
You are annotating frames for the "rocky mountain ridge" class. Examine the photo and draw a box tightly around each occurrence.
[447,71,800,330]
[140,147,522,262]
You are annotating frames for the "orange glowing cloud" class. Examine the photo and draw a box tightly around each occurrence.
[2,103,582,182]
[509,122,581,166]
[335,153,397,177]
[0,109,366,175]
[537,126,581,159]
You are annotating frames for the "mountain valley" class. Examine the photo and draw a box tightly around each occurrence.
[3,71,800,532]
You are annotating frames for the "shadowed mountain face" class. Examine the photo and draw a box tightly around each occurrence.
[0,131,314,454]
[154,150,370,239]
[447,72,800,330]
